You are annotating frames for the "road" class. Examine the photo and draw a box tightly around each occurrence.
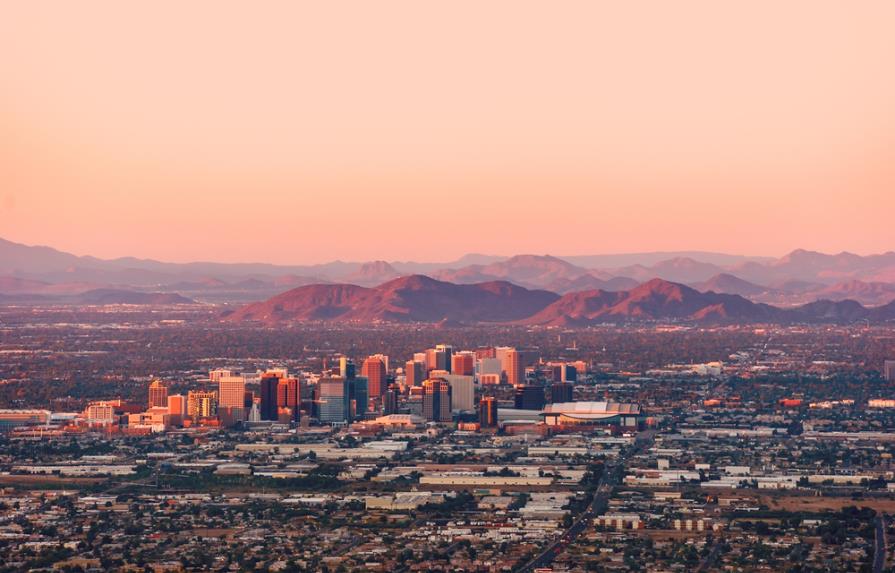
[874,514,887,573]
[696,540,723,572]
[516,432,653,573]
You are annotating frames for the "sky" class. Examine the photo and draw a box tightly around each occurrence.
[1,1,893,264]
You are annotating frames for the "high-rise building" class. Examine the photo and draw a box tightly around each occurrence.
[514,385,545,411]
[260,374,280,421]
[548,364,563,382]
[435,344,453,372]
[451,351,475,376]
[83,401,117,424]
[209,369,235,383]
[562,364,577,383]
[218,375,247,424]
[551,382,574,404]
[425,348,438,372]
[475,347,496,359]
[187,390,218,419]
[276,377,301,423]
[423,379,452,422]
[167,394,186,418]
[339,356,356,379]
[265,367,288,379]
[495,346,513,370]
[405,360,426,387]
[384,385,399,415]
[348,377,369,420]
[218,376,246,408]
[362,356,388,398]
[407,386,424,417]
[318,377,349,424]
[479,397,499,428]
[477,357,503,380]
[444,375,475,411]
[505,349,525,386]
[148,380,168,409]
[886,361,895,382]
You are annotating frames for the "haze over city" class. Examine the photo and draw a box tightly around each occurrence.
[3,1,895,263]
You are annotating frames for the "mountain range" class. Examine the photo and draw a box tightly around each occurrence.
[1,237,894,308]
[225,275,895,326]
[224,275,559,324]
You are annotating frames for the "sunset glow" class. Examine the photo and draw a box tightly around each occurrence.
[2,1,893,263]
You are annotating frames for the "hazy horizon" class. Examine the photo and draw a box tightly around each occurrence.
[3,2,894,264]
[4,234,893,267]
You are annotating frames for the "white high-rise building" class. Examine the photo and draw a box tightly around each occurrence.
[443,375,475,411]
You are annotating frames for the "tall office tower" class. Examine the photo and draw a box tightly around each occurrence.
[561,364,577,383]
[187,390,218,419]
[218,375,247,423]
[451,351,475,376]
[551,382,574,404]
[373,354,390,372]
[318,377,349,424]
[505,349,525,386]
[167,394,186,425]
[405,360,426,387]
[243,391,255,409]
[425,348,438,372]
[277,377,301,423]
[477,357,503,379]
[275,379,286,407]
[434,344,453,372]
[407,387,424,417]
[260,373,280,421]
[248,401,261,422]
[413,352,428,364]
[383,385,399,415]
[301,380,315,419]
[479,396,499,428]
[348,377,369,420]
[209,369,235,383]
[362,356,387,398]
[886,361,895,382]
[265,367,288,379]
[148,380,168,408]
[548,364,564,383]
[444,375,475,411]
[495,346,513,366]
[475,347,496,360]
[339,356,356,379]
[422,379,452,422]
[514,385,546,410]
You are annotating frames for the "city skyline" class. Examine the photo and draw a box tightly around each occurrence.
[2,4,895,571]
[3,2,894,263]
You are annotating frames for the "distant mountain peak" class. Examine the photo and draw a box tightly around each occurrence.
[226,275,558,324]
[358,260,397,273]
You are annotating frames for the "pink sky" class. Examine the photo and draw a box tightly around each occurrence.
[1,1,893,264]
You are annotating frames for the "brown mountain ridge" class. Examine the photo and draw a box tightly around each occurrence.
[225,276,895,325]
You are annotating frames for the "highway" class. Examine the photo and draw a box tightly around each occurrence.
[874,514,887,573]
[516,432,653,573]
[696,540,723,572]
